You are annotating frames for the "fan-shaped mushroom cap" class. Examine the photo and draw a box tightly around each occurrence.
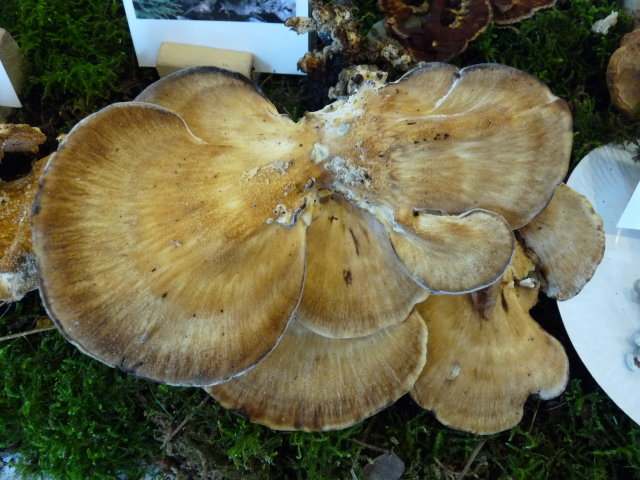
[519,183,605,300]
[379,0,493,62]
[32,71,317,386]
[490,0,557,25]
[607,28,640,117]
[411,245,569,434]
[1,156,47,302]
[389,209,514,293]
[297,191,428,338]
[32,64,572,388]
[206,310,427,431]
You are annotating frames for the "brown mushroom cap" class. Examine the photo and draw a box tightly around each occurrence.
[411,245,569,434]
[518,183,605,300]
[297,191,428,338]
[490,0,557,25]
[389,209,515,293]
[32,71,317,386]
[206,309,427,431]
[1,156,47,302]
[607,28,640,117]
[379,0,493,62]
[32,64,573,389]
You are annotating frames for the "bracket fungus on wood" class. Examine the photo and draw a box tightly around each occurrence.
[33,63,572,429]
[379,0,493,62]
[377,0,557,62]
[0,124,47,302]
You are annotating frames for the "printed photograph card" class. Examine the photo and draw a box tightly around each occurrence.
[122,0,309,75]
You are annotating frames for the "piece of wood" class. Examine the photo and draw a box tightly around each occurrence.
[156,42,253,79]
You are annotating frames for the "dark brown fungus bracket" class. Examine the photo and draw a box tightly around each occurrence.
[379,0,493,62]
[490,0,557,24]
[32,62,571,417]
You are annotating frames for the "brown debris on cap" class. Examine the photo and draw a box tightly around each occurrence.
[1,156,47,302]
[411,244,569,434]
[206,310,427,432]
[490,0,557,25]
[32,68,318,386]
[297,191,428,338]
[0,124,46,161]
[379,0,493,62]
[607,28,640,117]
[519,183,605,300]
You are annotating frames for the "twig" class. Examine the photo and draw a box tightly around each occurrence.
[162,395,210,448]
[528,399,541,432]
[458,439,487,480]
[0,326,57,343]
[433,457,458,480]
[349,438,388,454]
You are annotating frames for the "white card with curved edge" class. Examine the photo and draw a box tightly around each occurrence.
[618,181,640,230]
[559,143,640,426]
[0,61,21,108]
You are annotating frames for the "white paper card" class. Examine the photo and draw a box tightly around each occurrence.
[122,0,308,75]
[0,60,21,108]
[618,180,640,230]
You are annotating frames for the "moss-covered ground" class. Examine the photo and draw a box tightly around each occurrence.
[1,0,640,478]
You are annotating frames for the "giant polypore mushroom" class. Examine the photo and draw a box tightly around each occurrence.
[32,63,572,429]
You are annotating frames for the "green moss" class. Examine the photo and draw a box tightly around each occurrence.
[0,0,156,135]
[1,333,157,479]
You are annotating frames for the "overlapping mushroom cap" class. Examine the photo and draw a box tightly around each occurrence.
[411,183,604,434]
[32,64,572,428]
[411,244,569,434]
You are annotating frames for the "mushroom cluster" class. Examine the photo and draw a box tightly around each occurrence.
[32,64,603,433]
